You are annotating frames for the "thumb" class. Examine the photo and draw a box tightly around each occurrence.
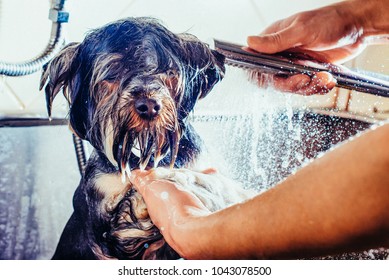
[247,28,303,54]
[129,169,152,195]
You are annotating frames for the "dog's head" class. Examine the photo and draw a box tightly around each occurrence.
[41,17,224,174]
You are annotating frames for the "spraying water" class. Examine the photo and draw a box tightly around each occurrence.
[193,66,388,259]
[193,67,308,191]
[0,66,387,259]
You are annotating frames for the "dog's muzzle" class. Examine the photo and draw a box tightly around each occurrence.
[135,97,162,120]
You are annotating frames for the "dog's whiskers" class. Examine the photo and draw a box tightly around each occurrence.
[121,162,131,184]
[41,17,225,260]
[138,130,153,171]
[168,130,180,168]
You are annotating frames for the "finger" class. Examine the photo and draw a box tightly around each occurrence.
[306,43,365,64]
[140,180,180,228]
[144,179,209,226]
[272,72,336,95]
[130,168,172,186]
[201,168,217,175]
[247,26,304,54]
[302,72,336,95]
[129,169,153,195]
[259,17,294,35]
[130,168,208,211]
[272,74,311,93]
[286,47,331,62]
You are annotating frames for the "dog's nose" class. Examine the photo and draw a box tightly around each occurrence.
[135,98,162,120]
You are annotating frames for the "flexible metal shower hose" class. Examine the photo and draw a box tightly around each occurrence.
[0,0,68,76]
[0,1,88,176]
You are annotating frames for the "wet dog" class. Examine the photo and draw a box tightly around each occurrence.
[41,17,250,259]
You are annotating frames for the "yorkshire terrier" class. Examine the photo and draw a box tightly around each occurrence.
[41,17,251,260]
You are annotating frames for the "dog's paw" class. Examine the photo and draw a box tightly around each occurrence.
[150,167,254,211]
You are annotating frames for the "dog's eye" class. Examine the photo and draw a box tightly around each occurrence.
[105,76,117,82]
[167,70,177,77]
[131,87,143,96]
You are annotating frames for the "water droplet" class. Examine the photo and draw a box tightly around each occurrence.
[295,153,303,162]
[160,191,169,200]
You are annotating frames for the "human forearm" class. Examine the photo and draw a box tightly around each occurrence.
[130,124,389,259]
[177,124,389,259]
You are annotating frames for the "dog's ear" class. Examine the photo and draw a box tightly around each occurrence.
[40,42,89,139]
[197,49,225,100]
[40,42,80,118]
[176,36,225,120]
[180,35,225,99]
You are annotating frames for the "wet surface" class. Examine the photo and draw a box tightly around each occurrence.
[1,111,388,259]
[195,111,389,260]
[0,126,79,259]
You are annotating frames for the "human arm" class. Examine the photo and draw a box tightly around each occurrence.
[131,123,389,259]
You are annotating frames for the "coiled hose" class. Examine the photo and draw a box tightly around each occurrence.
[0,0,68,76]
[0,1,87,176]
[72,134,87,176]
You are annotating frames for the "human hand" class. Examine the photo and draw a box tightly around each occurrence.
[248,2,367,62]
[129,168,215,255]
[253,71,336,96]
[247,1,368,95]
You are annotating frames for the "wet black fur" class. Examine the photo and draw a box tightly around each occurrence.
[41,17,225,259]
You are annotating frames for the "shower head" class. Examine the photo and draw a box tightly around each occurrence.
[214,39,389,97]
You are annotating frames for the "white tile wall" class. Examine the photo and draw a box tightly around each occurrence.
[1,0,389,119]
